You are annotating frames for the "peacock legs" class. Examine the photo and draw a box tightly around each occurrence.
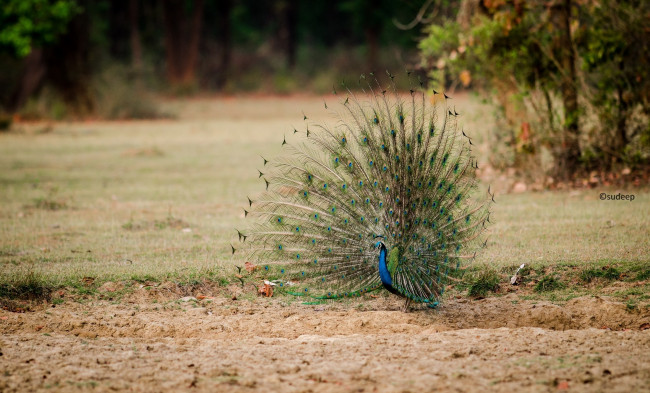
[401,297,412,313]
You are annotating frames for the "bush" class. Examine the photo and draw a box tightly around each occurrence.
[93,65,164,120]
[467,268,500,298]
[580,267,621,283]
[0,270,51,300]
[534,275,564,292]
[419,0,650,176]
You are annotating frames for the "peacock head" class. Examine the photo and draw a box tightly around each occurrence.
[373,234,386,250]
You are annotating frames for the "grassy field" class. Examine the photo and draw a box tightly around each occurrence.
[2,94,650,393]
[1,94,648,300]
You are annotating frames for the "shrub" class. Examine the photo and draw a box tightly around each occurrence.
[534,275,564,292]
[467,268,500,298]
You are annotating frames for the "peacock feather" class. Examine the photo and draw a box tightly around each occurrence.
[233,72,493,310]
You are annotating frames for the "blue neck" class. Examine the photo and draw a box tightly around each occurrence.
[377,244,392,286]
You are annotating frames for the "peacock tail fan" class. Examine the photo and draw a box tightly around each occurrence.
[233,72,493,307]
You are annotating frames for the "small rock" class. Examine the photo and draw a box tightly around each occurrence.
[512,182,527,193]
[98,282,123,292]
[185,307,207,315]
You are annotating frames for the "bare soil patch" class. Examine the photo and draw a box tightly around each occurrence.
[1,291,649,392]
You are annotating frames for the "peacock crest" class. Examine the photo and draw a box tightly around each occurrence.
[233,72,493,310]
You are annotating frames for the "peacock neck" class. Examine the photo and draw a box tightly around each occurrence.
[377,243,393,286]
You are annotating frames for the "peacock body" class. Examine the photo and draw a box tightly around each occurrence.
[233,73,493,310]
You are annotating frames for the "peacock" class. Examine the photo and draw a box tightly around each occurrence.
[232,72,493,311]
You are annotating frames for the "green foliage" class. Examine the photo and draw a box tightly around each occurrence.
[0,0,81,57]
[31,185,68,210]
[467,269,500,298]
[625,299,637,312]
[635,267,650,282]
[580,0,650,166]
[580,266,620,283]
[0,112,11,131]
[534,275,564,292]
[419,0,650,174]
[0,270,51,299]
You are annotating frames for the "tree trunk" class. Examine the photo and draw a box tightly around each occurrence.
[613,86,628,163]
[554,0,580,177]
[129,0,143,72]
[162,0,204,88]
[47,3,94,115]
[215,0,232,89]
[11,49,47,111]
[276,0,297,69]
[365,27,379,71]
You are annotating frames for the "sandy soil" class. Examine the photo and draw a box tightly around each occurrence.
[1,289,649,393]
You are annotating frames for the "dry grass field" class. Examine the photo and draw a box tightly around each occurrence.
[1,94,649,392]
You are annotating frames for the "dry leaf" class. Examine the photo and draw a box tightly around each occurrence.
[258,282,273,297]
[244,262,259,273]
[459,70,472,87]
[557,380,569,390]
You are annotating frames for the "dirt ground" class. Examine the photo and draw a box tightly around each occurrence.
[1,287,649,393]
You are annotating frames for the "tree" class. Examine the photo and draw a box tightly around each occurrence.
[0,0,80,58]
[581,0,650,167]
[0,0,80,110]
[162,0,204,88]
[129,0,143,72]
[550,0,580,173]
[340,0,386,70]
[419,0,649,178]
[275,0,297,69]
